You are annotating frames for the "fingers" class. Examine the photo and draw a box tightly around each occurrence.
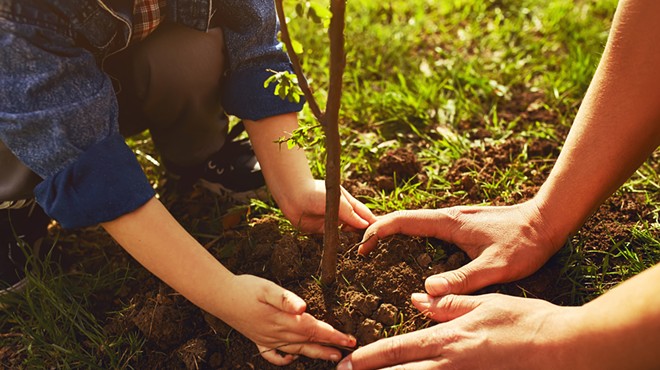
[337,294,483,370]
[259,341,348,365]
[279,341,346,362]
[261,280,307,314]
[357,209,454,255]
[341,187,378,223]
[289,312,357,349]
[424,255,503,296]
[258,344,297,366]
[337,326,445,370]
[379,358,446,370]
[338,187,375,230]
[260,312,357,363]
[263,307,356,356]
[411,293,482,322]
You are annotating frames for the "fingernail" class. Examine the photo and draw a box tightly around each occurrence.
[330,354,340,362]
[337,359,352,370]
[411,292,430,305]
[425,276,449,296]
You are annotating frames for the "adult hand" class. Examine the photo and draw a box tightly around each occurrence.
[223,274,356,365]
[358,201,565,296]
[282,179,377,234]
[338,293,577,370]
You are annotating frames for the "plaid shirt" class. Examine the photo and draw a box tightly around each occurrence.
[131,0,167,43]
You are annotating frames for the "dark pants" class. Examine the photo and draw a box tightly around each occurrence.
[0,23,228,204]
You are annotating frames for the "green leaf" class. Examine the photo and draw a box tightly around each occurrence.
[263,70,303,103]
[308,2,332,22]
[263,74,278,88]
[290,38,304,54]
[295,2,304,18]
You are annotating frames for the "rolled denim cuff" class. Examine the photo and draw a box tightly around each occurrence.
[222,62,305,121]
[34,134,155,229]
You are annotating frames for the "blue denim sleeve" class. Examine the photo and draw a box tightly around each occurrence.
[216,0,305,120]
[34,135,155,229]
[0,17,155,228]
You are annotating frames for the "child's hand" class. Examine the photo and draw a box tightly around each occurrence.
[242,115,376,233]
[220,274,356,365]
[282,179,377,234]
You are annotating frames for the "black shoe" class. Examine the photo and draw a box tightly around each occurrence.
[0,199,50,294]
[166,122,268,202]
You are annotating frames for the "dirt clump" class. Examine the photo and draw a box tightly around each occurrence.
[376,147,426,191]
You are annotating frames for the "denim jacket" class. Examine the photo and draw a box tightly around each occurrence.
[0,0,303,228]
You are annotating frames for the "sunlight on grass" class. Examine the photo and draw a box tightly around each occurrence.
[4,0,658,367]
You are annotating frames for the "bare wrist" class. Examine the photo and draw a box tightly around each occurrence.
[534,306,586,370]
[277,178,317,222]
[518,199,568,254]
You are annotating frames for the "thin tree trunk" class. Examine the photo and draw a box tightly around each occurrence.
[273,0,346,286]
[320,0,346,286]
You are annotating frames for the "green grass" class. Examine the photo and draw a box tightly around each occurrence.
[290,0,622,211]
[0,239,144,368]
[2,0,659,367]
[560,219,660,304]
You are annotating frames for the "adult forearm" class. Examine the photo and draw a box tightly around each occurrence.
[535,0,660,241]
[568,263,660,369]
[101,197,234,317]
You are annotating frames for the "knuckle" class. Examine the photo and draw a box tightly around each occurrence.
[293,344,305,355]
[304,322,320,342]
[452,269,470,293]
[383,336,405,362]
[443,207,466,237]
[281,292,291,308]
[391,210,409,221]
[443,206,463,222]
[438,294,457,311]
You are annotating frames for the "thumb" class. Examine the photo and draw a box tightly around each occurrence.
[341,187,377,225]
[411,293,481,322]
[338,193,370,230]
[262,282,307,315]
[425,258,502,296]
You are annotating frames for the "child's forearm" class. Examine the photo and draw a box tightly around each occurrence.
[244,113,316,211]
[534,0,660,243]
[101,196,359,364]
[101,197,234,318]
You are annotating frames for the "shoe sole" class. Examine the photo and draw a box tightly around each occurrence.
[198,179,270,203]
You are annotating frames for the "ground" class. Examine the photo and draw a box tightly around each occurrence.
[4,1,657,368]
[5,127,654,369]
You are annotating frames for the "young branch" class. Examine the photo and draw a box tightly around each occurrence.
[272,0,346,286]
[274,0,325,122]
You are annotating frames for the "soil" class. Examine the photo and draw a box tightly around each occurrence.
[2,89,657,369]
